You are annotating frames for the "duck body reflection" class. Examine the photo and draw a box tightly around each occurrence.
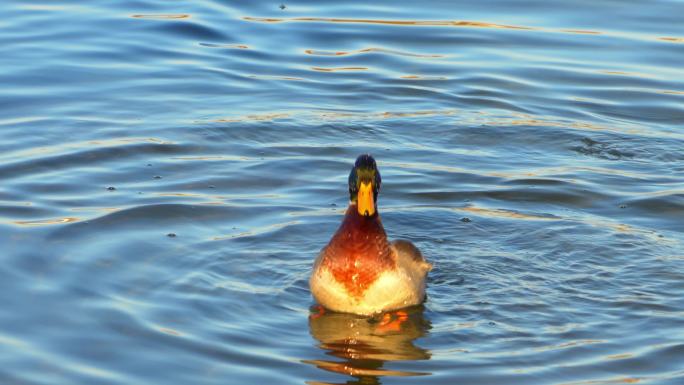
[304,305,432,385]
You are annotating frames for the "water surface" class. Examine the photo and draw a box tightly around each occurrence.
[1,1,684,384]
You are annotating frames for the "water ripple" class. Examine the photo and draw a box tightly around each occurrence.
[2,1,684,384]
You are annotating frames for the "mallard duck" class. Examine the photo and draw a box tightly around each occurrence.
[310,154,432,315]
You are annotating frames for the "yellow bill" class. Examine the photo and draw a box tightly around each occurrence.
[357,181,375,216]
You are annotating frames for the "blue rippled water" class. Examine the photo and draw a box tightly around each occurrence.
[1,1,683,384]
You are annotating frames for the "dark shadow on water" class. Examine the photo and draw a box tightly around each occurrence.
[304,305,431,385]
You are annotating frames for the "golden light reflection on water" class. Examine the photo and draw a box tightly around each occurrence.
[154,191,281,203]
[205,112,290,123]
[598,70,655,79]
[243,16,684,44]
[155,193,206,198]
[310,66,368,72]
[171,155,252,161]
[460,206,558,221]
[18,4,73,11]
[157,327,182,337]
[659,89,684,95]
[562,29,602,35]
[197,109,460,125]
[481,112,670,138]
[131,14,190,19]
[303,363,424,380]
[533,339,605,352]
[582,217,671,244]
[318,109,457,121]
[658,36,684,43]
[305,306,430,382]
[243,17,532,31]
[14,217,79,226]
[606,353,634,360]
[0,116,49,126]
[400,75,449,80]
[304,47,444,58]
[198,109,461,124]
[558,376,641,385]
[499,115,610,132]
[195,107,674,142]
[199,43,249,49]
[69,207,119,213]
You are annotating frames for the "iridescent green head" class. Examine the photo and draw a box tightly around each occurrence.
[348,154,381,217]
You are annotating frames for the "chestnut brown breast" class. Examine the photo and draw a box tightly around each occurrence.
[320,207,396,298]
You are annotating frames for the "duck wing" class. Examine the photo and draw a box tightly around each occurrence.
[391,239,432,272]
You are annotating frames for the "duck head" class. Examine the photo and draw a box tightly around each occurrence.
[348,154,382,217]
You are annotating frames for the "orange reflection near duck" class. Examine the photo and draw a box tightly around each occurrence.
[305,305,431,383]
